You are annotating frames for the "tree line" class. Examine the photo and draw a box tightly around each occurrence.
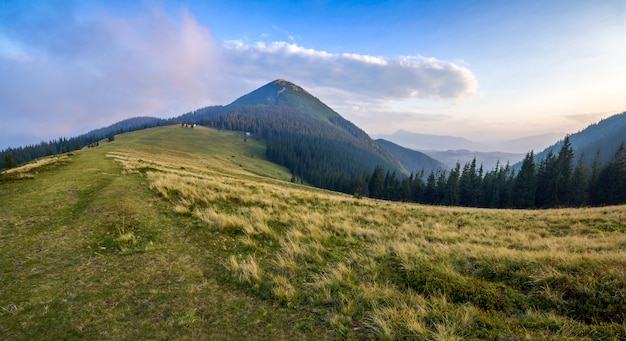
[195,106,403,191]
[3,111,624,208]
[353,136,626,208]
[182,109,626,208]
[1,117,165,170]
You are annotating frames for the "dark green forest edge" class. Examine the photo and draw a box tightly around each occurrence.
[4,121,625,209]
[3,80,625,209]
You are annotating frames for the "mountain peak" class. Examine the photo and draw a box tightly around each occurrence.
[273,78,305,91]
[228,79,340,122]
[270,79,310,97]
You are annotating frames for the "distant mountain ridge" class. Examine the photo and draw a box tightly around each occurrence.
[372,129,567,171]
[372,130,563,154]
[520,111,626,169]
[423,150,524,171]
[375,139,448,175]
[373,130,489,152]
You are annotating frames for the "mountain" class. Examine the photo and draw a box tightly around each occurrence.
[486,132,565,154]
[373,130,561,153]
[520,111,626,169]
[373,130,489,151]
[375,139,448,175]
[174,79,409,192]
[423,150,524,171]
[229,79,342,123]
[372,130,563,171]
[6,79,458,195]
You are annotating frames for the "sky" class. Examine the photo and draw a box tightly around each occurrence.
[1,0,624,150]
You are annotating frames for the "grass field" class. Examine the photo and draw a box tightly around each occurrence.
[1,125,625,340]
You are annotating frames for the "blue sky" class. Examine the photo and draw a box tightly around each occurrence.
[1,0,624,150]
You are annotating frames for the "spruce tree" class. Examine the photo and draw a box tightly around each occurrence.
[536,151,558,208]
[424,171,438,204]
[459,158,480,207]
[555,135,574,205]
[3,153,18,169]
[443,163,461,206]
[596,143,626,205]
[513,151,536,208]
[368,166,385,199]
[569,154,589,206]
[588,150,602,205]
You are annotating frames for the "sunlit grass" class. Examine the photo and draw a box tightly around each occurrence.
[2,125,625,339]
[105,129,626,339]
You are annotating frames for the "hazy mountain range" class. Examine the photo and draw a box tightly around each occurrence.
[371,130,567,170]
[372,130,564,154]
[527,111,626,169]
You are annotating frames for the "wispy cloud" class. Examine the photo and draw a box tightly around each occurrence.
[0,4,477,148]
[562,111,619,124]
[222,40,478,100]
[0,5,227,147]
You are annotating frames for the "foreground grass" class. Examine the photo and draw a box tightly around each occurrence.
[2,125,625,340]
[0,127,326,340]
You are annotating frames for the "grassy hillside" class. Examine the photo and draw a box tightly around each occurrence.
[1,125,625,340]
[229,79,342,123]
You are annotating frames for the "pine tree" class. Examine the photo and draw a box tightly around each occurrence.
[497,162,514,208]
[555,135,574,205]
[368,166,385,199]
[596,143,626,205]
[436,171,447,205]
[513,151,536,208]
[536,151,558,208]
[3,153,18,169]
[411,170,425,203]
[424,171,438,204]
[588,150,602,205]
[443,163,460,206]
[459,158,483,207]
[569,154,589,206]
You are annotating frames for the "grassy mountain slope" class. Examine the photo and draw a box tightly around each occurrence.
[229,79,342,123]
[376,138,448,174]
[2,125,625,340]
[178,79,407,191]
[0,126,319,339]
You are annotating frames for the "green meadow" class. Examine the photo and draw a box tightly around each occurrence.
[1,125,624,340]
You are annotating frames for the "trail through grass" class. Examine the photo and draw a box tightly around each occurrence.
[2,125,625,340]
[0,127,327,340]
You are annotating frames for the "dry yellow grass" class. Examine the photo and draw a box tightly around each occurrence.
[105,142,626,339]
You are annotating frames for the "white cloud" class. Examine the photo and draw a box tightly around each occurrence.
[222,40,478,100]
[0,4,478,149]
[562,111,619,124]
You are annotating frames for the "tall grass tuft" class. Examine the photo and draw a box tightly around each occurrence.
[105,142,626,340]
